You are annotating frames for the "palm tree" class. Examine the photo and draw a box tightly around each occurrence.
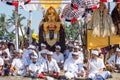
[0,14,8,36]
[7,10,26,41]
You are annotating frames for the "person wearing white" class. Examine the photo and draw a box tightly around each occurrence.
[25,50,38,65]
[41,43,46,50]
[53,45,64,69]
[39,51,60,79]
[28,55,40,77]
[10,49,28,76]
[68,45,84,63]
[64,52,85,79]
[37,49,47,66]
[87,50,110,80]
[64,43,74,60]
[107,48,120,70]
[0,57,4,75]
[38,43,47,58]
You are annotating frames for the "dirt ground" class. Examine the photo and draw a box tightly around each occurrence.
[0,73,119,80]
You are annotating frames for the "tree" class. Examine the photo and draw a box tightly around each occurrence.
[64,21,80,40]
[0,14,8,36]
[7,10,26,41]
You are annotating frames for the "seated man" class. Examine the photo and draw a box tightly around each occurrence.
[10,49,28,76]
[107,48,120,72]
[37,49,48,66]
[28,55,40,78]
[64,52,85,79]
[53,45,64,69]
[38,51,60,79]
[0,56,4,76]
[87,50,111,80]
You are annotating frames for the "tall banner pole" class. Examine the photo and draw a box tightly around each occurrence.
[108,2,111,58]
[28,10,32,44]
[15,6,19,50]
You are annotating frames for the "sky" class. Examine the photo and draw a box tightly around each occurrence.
[0,2,43,34]
[0,2,115,34]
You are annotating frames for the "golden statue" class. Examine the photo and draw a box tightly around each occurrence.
[39,7,65,52]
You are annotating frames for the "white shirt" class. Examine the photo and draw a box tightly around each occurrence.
[29,62,40,73]
[12,57,28,70]
[64,58,82,73]
[89,58,105,74]
[37,56,47,66]
[64,50,73,60]
[22,49,29,58]
[41,59,60,73]
[68,51,84,63]
[0,57,4,66]
[107,54,120,65]
[53,52,64,63]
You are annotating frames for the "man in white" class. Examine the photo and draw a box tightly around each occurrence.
[38,43,47,58]
[28,55,40,78]
[37,49,48,66]
[26,50,38,65]
[87,50,110,80]
[38,51,60,79]
[53,45,64,69]
[0,56,4,75]
[68,45,84,63]
[64,43,74,60]
[10,49,28,76]
[107,48,120,71]
[64,52,85,79]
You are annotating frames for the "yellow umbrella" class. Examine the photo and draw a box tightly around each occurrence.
[40,0,62,8]
[32,34,39,41]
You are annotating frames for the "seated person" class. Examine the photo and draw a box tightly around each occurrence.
[28,55,40,78]
[107,48,120,72]
[0,57,4,76]
[53,45,64,69]
[87,50,111,80]
[10,49,28,76]
[38,51,60,79]
[37,49,48,66]
[64,52,85,79]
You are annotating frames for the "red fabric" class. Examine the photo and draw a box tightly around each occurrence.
[28,0,31,3]
[72,4,78,10]
[53,72,59,78]
[12,2,19,6]
[38,73,46,78]
[92,6,98,10]
[71,18,77,22]
[61,15,64,18]
[118,0,120,2]
[100,0,107,2]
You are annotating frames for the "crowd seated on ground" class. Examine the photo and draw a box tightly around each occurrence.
[0,39,119,80]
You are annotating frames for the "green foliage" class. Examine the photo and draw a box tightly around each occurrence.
[0,14,8,36]
[7,10,26,41]
[64,21,80,40]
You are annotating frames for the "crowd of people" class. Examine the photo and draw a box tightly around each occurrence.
[0,39,120,80]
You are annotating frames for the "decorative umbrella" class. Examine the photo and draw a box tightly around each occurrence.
[1,0,31,6]
[61,4,85,22]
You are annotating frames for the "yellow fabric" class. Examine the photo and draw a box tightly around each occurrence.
[87,30,120,49]
[40,0,62,8]
[32,34,38,41]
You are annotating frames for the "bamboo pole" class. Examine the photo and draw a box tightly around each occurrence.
[15,6,19,50]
